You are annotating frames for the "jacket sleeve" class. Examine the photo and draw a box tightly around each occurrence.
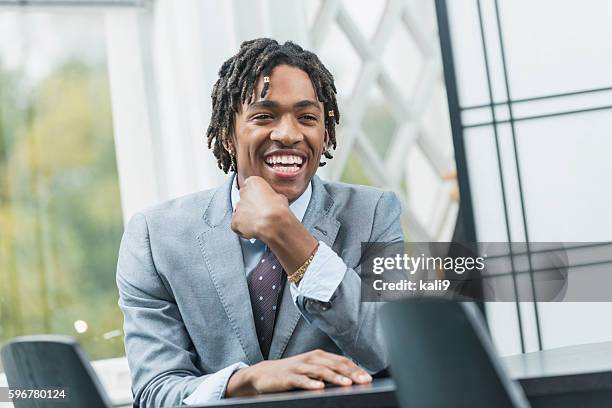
[117,212,207,407]
[295,191,404,373]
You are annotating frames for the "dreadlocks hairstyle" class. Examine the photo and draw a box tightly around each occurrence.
[206,38,340,173]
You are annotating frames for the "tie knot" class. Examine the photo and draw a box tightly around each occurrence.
[263,247,279,262]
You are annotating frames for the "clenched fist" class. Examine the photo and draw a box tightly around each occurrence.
[231,176,291,240]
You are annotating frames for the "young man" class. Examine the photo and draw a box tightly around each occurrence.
[117,38,404,407]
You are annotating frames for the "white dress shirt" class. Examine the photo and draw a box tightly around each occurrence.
[184,176,347,404]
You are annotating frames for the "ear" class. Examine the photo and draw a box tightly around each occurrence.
[222,132,235,153]
[324,129,330,149]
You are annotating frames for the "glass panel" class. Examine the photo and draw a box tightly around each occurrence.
[317,23,361,101]
[484,303,523,356]
[463,125,509,241]
[421,83,454,159]
[0,10,124,362]
[382,23,423,101]
[405,145,442,233]
[461,106,492,127]
[498,0,612,99]
[339,150,373,186]
[446,0,491,107]
[539,303,612,351]
[341,0,385,40]
[515,110,612,242]
[302,0,322,29]
[361,86,398,158]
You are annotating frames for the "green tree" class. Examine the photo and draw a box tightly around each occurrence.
[0,59,125,360]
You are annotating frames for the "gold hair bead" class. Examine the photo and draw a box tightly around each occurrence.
[328,110,334,117]
[263,76,270,83]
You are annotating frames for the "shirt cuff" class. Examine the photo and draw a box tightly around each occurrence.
[183,361,248,404]
[289,241,347,304]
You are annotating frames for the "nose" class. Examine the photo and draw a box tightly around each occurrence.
[270,115,303,145]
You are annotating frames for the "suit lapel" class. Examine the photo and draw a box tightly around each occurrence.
[197,176,264,365]
[268,176,341,360]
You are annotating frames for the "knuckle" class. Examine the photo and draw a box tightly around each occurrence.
[311,365,325,376]
[321,368,335,379]
[291,375,306,387]
[339,356,356,366]
[294,363,308,374]
[338,361,355,373]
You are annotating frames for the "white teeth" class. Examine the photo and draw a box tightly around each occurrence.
[276,166,299,173]
[265,154,304,165]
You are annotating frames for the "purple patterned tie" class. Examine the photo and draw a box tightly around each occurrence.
[247,248,286,358]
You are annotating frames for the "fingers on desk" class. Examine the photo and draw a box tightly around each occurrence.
[289,374,325,390]
[298,364,353,386]
[302,350,373,385]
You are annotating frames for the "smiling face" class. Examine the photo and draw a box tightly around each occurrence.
[232,64,328,202]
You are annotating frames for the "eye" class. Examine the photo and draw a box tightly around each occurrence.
[300,114,318,122]
[252,113,273,121]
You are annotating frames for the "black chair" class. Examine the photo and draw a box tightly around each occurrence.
[1,335,114,408]
[381,300,530,408]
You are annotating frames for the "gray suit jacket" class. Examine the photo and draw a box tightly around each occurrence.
[116,174,404,408]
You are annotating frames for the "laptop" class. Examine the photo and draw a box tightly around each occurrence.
[381,300,530,408]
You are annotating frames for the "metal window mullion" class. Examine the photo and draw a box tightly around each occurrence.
[492,0,542,351]
[464,104,612,128]
[462,84,612,110]
[475,0,525,353]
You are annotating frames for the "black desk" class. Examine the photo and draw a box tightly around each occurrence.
[189,342,612,408]
[186,379,397,408]
[504,341,612,407]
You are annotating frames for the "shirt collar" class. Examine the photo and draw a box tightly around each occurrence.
[230,174,312,225]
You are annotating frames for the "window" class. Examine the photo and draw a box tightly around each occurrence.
[438,0,612,355]
[301,0,459,242]
[0,8,124,362]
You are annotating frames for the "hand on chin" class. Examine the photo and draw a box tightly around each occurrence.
[231,176,291,240]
